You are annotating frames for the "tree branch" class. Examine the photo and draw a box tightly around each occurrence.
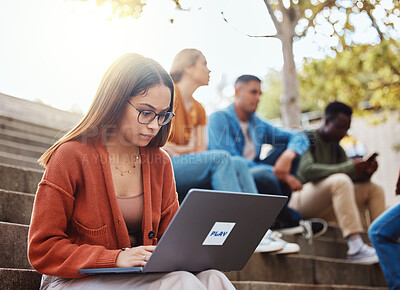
[389,64,400,76]
[295,0,307,23]
[248,34,279,38]
[293,6,304,25]
[263,0,281,32]
[278,0,287,14]
[172,0,183,10]
[364,8,384,41]
[296,0,335,38]
[220,12,278,38]
[171,0,197,11]
[370,80,400,91]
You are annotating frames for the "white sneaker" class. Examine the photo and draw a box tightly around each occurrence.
[255,230,285,253]
[276,241,301,254]
[347,244,379,264]
[255,231,300,254]
[271,231,300,255]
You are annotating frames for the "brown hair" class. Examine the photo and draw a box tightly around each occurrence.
[39,53,174,168]
[169,48,203,83]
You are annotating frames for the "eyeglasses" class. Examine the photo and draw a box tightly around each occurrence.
[127,101,175,126]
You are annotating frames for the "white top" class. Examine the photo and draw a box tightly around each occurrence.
[239,121,256,161]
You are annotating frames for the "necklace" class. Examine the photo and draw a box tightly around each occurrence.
[109,153,139,176]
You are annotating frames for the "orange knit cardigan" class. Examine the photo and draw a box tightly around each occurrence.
[28,137,179,278]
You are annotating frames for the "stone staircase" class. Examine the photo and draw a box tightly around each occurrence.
[0,93,388,289]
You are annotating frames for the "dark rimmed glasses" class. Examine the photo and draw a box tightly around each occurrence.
[127,101,175,126]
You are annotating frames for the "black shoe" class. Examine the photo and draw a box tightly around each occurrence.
[270,220,303,235]
[300,218,328,239]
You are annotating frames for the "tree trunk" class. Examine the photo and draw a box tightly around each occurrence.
[279,25,301,129]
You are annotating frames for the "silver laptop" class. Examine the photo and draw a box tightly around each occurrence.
[79,189,287,274]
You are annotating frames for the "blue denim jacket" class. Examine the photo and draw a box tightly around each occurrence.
[208,104,309,167]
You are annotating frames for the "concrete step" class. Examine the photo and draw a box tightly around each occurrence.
[0,271,387,290]
[321,224,369,242]
[0,151,43,170]
[0,221,386,288]
[0,268,41,290]
[0,93,82,132]
[0,139,47,159]
[0,222,31,269]
[278,225,371,259]
[0,127,54,148]
[0,163,43,193]
[0,189,34,225]
[232,281,387,290]
[282,235,348,259]
[226,253,386,287]
[0,115,66,140]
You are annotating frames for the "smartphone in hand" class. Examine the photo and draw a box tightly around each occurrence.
[366,152,379,162]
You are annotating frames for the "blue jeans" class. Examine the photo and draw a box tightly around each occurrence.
[172,150,258,202]
[251,145,302,227]
[369,203,400,290]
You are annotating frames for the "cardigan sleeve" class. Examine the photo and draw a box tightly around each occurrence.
[157,150,179,239]
[28,143,121,278]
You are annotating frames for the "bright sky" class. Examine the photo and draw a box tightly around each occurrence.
[0,0,384,114]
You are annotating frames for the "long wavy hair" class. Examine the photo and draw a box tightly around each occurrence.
[39,53,174,168]
[169,48,203,83]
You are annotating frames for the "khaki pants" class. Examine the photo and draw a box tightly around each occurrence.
[289,173,385,238]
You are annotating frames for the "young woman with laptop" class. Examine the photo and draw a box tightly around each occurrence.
[28,53,234,289]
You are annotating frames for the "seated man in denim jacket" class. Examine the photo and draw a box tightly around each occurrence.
[208,75,325,236]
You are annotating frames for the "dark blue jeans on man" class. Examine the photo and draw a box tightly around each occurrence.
[250,145,302,229]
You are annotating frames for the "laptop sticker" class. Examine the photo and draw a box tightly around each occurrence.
[202,222,236,246]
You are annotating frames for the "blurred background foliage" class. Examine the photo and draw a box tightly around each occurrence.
[257,39,400,120]
[80,0,399,124]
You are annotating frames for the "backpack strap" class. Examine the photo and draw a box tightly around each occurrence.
[304,130,316,156]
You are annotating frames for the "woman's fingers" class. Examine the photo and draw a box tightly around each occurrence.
[116,246,156,267]
[116,246,155,267]
[141,245,156,252]
[125,246,155,256]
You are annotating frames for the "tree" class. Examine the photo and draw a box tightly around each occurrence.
[80,0,400,128]
[257,70,282,119]
[221,0,400,128]
[257,39,400,122]
[257,68,319,120]
[299,39,400,115]
[88,0,146,18]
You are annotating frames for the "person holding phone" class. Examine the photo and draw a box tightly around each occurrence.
[289,101,386,264]
[28,54,235,289]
